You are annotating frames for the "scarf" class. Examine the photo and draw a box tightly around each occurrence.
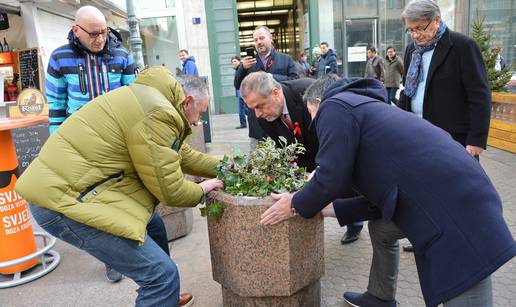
[404,20,447,98]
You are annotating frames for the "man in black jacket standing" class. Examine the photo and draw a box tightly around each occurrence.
[235,26,299,150]
[397,0,491,252]
[398,0,491,156]
[240,72,317,172]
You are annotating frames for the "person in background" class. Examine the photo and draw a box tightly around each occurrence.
[45,5,137,136]
[45,5,141,284]
[234,25,299,151]
[384,46,404,105]
[295,51,309,77]
[179,49,199,76]
[309,46,322,77]
[365,46,384,82]
[232,56,248,129]
[318,42,338,77]
[492,47,506,72]
[17,67,223,307]
[398,0,494,257]
[397,0,492,254]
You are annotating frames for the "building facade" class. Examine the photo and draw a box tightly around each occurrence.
[1,0,512,116]
[314,0,515,77]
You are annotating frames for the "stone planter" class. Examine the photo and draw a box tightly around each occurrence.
[154,205,193,241]
[156,124,206,241]
[206,190,324,306]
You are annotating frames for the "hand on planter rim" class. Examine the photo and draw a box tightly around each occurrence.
[260,192,295,225]
[200,178,224,194]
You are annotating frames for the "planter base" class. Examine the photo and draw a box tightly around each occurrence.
[221,281,320,307]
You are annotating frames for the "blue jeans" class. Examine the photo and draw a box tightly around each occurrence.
[30,204,179,307]
[386,87,398,105]
[237,96,248,127]
[147,211,170,256]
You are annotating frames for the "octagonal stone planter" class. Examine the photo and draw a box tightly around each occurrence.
[206,190,324,306]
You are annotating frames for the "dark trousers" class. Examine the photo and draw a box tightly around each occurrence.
[237,97,248,127]
[386,87,398,105]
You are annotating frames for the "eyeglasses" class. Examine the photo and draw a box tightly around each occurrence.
[0,166,20,189]
[404,20,433,35]
[76,24,109,39]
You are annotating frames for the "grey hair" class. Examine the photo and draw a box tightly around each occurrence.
[303,74,339,106]
[401,0,441,22]
[240,71,281,99]
[254,25,272,38]
[177,76,209,105]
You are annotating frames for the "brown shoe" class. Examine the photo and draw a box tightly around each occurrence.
[179,293,194,307]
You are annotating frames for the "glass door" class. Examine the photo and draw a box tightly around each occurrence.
[345,18,378,77]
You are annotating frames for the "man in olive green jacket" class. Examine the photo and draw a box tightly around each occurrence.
[16,67,223,306]
[384,46,404,105]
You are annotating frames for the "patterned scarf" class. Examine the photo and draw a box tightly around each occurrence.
[404,20,447,98]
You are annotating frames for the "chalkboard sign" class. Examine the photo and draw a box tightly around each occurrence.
[18,48,40,90]
[11,122,49,173]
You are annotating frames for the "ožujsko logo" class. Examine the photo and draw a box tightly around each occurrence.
[17,88,46,115]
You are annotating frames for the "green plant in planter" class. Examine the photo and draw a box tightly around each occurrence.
[199,137,307,219]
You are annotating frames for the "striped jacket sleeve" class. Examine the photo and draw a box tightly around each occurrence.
[121,52,137,85]
[46,51,68,135]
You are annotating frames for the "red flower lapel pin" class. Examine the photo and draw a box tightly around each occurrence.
[293,121,302,136]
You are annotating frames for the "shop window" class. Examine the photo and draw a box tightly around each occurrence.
[380,0,405,58]
[139,16,181,74]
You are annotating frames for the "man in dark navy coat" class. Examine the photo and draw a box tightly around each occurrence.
[260,76,516,307]
[240,71,317,172]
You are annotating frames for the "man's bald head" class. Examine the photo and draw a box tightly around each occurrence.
[75,6,105,24]
[72,6,108,53]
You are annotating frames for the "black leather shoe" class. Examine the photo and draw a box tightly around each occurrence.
[343,291,396,307]
[403,244,414,252]
[106,266,123,283]
[235,125,247,129]
[341,229,361,244]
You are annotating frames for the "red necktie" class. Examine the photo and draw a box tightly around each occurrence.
[281,114,302,136]
[281,114,294,131]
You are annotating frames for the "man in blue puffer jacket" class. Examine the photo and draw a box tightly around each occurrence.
[43,8,195,305]
[179,49,199,76]
[45,6,137,135]
[318,42,338,77]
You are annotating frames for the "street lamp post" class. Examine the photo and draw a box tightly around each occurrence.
[126,0,144,68]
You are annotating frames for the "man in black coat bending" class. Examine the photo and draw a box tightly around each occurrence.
[240,71,317,172]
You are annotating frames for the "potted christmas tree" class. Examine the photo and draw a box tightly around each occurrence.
[471,14,515,153]
[202,137,324,306]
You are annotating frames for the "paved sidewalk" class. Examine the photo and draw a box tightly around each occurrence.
[2,114,515,306]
